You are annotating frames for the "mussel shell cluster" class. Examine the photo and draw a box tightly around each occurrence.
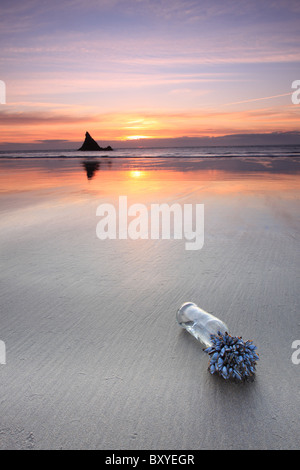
[204,331,259,381]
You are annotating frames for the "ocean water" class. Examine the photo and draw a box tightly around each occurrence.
[0,144,300,159]
[1,145,300,180]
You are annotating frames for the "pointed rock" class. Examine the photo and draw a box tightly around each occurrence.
[78,132,113,151]
[78,131,101,151]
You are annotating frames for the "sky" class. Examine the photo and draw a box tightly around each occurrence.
[0,0,299,149]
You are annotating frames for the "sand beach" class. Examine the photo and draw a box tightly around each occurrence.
[0,155,299,450]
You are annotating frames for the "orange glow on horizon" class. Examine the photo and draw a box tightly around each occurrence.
[1,103,299,147]
[126,135,152,141]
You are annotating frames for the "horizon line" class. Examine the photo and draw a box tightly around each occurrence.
[1,131,300,151]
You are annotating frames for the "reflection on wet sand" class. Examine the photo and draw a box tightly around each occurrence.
[0,156,299,200]
[81,160,100,180]
[81,159,113,180]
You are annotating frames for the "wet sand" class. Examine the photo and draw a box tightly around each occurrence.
[0,156,299,449]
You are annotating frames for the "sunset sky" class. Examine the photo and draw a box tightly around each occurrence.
[0,0,299,149]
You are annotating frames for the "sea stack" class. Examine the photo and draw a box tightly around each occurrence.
[78,132,113,151]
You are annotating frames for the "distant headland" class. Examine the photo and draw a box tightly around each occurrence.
[78,132,113,151]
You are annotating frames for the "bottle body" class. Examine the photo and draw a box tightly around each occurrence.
[176,302,229,348]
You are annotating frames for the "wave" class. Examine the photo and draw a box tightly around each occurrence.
[0,145,300,159]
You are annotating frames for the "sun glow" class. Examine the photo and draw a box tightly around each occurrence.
[130,170,144,178]
[126,135,151,140]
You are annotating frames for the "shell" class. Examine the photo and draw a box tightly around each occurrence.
[203,331,259,381]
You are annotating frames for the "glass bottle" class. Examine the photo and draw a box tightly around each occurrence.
[176,302,229,348]
[176,302,259,380]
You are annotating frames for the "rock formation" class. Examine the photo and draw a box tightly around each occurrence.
[78,132,113,151]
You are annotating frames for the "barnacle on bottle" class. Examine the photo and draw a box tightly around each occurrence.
[204,331,259,381]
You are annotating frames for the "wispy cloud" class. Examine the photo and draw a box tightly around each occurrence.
[0,0,299,144]
[0,109,97,125]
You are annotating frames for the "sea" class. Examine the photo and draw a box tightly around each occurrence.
[0,144,300,159]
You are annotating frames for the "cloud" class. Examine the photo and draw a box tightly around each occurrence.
[0,1,299,143]
[4,25,298,66]
[0,109,97,125]
[1,0,299,67]
[35,139,71,143]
